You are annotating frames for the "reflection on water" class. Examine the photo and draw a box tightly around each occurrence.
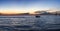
[0,15,60,31]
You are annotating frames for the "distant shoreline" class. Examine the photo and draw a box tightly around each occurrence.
[0,14,60,16]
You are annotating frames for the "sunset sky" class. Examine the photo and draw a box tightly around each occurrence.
[0,0,60,14]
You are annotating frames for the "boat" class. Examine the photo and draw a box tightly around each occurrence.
[35,15,40,18]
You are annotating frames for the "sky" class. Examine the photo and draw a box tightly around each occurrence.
[0,0,60,14]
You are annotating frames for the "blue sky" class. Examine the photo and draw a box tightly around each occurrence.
[0,0,60,13]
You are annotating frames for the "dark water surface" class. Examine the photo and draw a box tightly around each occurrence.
[0,15,60,31]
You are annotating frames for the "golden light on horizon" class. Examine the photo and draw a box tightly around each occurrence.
[0,10,28,14]
[0,9,58,14]
[0,9,36,14]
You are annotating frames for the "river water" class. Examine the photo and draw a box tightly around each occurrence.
[0,15,60,31]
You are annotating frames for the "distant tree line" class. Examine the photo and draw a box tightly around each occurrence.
[34,11,60,15]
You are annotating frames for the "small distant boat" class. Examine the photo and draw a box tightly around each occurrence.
[35,15,40,18]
